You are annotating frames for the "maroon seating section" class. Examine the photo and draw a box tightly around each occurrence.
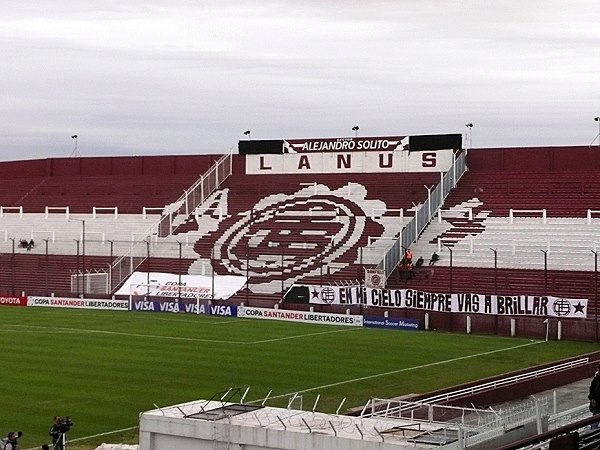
[0,154,218,214]
[0,254,196,297]
[445,171,600,218]
[0,154,216,296]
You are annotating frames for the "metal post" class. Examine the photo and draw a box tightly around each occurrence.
[44,239,49,295]
[490,248,498,295]
[69,218,86,295]
[246,241,250,304]
[491,247,498,334]
[594,250,598,343]
[75,239,80,297]
[178,241,182,301]
[81,220,86,296]
[444,244,453,294]
[424,185,432,219]
[146,239,150,296]
[541,250,548,295]
[108,240,114,292]
[211,242,215,301]
[281,244,285,301]
[320,245,323,288]
[359,247,364,293]
[449,246,453,294]
[10,238,15,295]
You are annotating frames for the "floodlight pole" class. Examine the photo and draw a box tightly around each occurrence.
[465,123,473,151]
[592,117,600,148]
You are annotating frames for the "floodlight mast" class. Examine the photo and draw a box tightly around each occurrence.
[592,117,600,148]
[70,134,80,157]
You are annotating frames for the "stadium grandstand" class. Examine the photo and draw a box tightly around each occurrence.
[4,134,600,448]
[1,136,598,341]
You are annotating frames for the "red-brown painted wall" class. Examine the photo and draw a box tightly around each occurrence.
[468,146,600,172]
[0,154,220,179]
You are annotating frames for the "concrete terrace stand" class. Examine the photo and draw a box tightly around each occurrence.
[139,396,547,450]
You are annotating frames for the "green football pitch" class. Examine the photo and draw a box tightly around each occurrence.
[2,307,598,449]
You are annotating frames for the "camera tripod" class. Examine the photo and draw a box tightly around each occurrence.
[51,430,68,450]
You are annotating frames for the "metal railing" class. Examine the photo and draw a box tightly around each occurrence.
[106,151,233,294]
[158,150,233,237]
[378,150,467,278]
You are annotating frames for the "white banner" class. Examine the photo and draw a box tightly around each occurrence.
[28,296,129,310]
[246,150,452,175]
[115,272,247,300]
[238,306,363,327]
[300,285,588,319]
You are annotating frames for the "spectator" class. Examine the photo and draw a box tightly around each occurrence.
[415,256,424,268]
[2,431,22,450]
[429,252,439,266]
[589,363,600,429]
[49,416,63,450]
[28,239,34,250]
[19,239,28,249]
[404,248,413,265]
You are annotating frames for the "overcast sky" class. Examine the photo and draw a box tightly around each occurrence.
[1,0,599,161]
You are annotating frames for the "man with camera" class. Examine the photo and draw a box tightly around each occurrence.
[1,431,22,450]
[49,416,73,450]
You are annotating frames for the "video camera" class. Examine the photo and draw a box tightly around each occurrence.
[55,416,74,433]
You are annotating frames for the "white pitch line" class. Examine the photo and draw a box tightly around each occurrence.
[252,340,545,402]
[249,327,360,344]
[8,324,246,344]
[22,426,139,450]
[6,323,358,345]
